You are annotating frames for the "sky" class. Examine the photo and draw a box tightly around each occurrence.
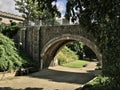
[56,0,67,17]
[0,0,20,15]
[0,0,67,17]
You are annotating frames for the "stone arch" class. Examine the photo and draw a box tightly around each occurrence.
[40,34,102,69]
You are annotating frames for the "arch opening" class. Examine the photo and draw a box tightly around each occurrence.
[41,35,102,69]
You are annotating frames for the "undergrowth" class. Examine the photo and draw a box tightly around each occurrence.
[56,46,78,65]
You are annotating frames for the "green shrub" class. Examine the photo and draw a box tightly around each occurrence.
[1,21,20,38]
[0,32,38,72]
[85,75,109,90]
[57,46,78,65]
[0,33,38,72]
[0,33,22,72]
[0,24,5,32]
[85,74,120,90]
[58,56,66,65]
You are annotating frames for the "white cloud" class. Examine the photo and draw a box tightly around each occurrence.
[0,0,21,15]
[0,1,2,5]
[56,1,66,17]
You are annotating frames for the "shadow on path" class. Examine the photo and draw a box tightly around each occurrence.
[0,87,43,90]
[29,68,100,85]
[0,63,101,90]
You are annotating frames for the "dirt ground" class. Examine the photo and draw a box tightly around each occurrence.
[0,62,100,90]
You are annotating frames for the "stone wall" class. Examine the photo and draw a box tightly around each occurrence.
[17,27,40,62]
[17,25,102,69]
[0,11,24,24]
[40,25,95,49]
[40,25,102,68]
[0,16,23,24]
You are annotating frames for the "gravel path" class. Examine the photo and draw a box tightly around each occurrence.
[0,62,100,90]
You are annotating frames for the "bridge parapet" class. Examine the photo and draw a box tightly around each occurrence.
[40,25,102,68]
[40,25,95,47]
[17,25,102,69]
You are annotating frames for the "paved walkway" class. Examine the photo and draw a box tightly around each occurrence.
[0,62,100,90]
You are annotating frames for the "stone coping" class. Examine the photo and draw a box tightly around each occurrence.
[0,11,24,21]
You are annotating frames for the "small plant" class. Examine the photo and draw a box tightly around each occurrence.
[83,74,120,90]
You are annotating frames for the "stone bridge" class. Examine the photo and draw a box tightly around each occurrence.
[17,25,102,69]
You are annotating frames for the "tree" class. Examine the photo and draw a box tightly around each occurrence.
[83,45,96,60]
[15,0,38,23]
[67,42,84,59]
[2,21,20,38]
[15,0,60,24]
[36,0,61,19]
[66,0,120,89]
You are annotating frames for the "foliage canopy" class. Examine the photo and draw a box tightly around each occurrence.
[66,0,120,89]
[1,21,20,38]
[15,0,61,23]
[66,0,120,76]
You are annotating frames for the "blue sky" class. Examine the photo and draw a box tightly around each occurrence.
[56,0,67,16]
[0,0,67,16]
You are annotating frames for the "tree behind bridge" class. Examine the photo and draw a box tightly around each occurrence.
[15,0,60,24]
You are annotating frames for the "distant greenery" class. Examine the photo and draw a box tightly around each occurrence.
[0,33,37,72]
[56,46,78,65]
[56,46,90,68]
[62,60,90,68]
[67,42,84,59]
[67,42,97,60]
[83,45,97,60]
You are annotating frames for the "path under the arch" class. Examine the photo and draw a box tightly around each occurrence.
[0,62,100,90]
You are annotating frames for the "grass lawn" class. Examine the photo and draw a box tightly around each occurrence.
[62,60,90,68]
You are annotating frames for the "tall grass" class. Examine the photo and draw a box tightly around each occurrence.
[56,46,78,65]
